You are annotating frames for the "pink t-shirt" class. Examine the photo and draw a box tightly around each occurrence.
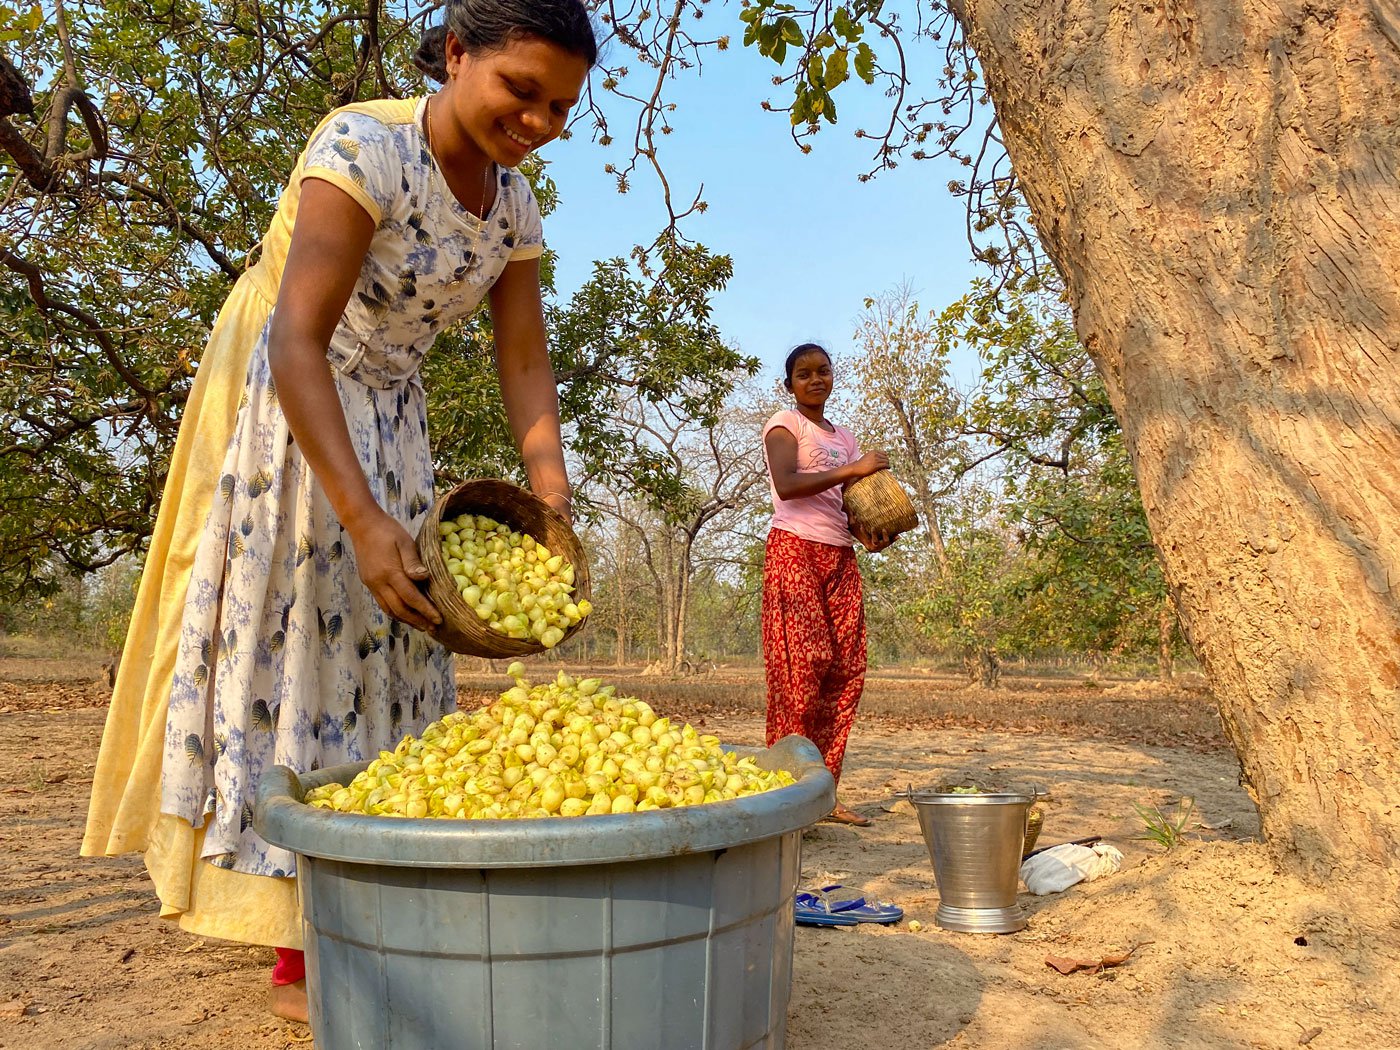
[762,409,860,547]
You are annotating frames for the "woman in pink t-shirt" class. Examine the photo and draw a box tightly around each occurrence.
[761,343,891,826]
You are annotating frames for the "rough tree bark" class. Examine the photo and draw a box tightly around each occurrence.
[954,0,1400,887]
[965,646,1002,689]
[614,536,630,668]
[1158,599,1177,683]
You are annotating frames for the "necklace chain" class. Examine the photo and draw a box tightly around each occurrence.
[424,94,493,280]
[424,95,492,221]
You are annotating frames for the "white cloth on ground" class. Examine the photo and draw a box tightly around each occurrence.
[1020,842,1125,895]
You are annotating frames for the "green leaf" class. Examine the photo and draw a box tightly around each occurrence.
[854,42,876,84]
[826,48,849,88]
[833,5,853,39]
[778,16,804,46]
[758,21,778,54]
[790,89,809,125]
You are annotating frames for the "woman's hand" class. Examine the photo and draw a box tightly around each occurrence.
[851,450,890,480]
[539,490,573,526]
[345,508,443,633]
[852,522,896,553]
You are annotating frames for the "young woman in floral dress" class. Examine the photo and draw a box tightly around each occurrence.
[83,0,596,1020]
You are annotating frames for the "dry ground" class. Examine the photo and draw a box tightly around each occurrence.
[1,648,1396,1049]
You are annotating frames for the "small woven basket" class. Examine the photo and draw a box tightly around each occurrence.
[1023,805,1045,858]
[416,479,591,658]
[843,469,919,537]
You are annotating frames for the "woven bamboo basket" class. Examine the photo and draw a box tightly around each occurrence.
[843,469,919,537]
[1023,805,1045,858]
[416,479,591,658]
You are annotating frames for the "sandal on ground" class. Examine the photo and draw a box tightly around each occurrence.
[822,805,873,827]
[796,884,904,926]
[794,894,861,926]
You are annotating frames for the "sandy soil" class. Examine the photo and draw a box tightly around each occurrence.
[1,664,1396,1050]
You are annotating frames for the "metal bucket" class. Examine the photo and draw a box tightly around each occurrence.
[910,788,1033,934]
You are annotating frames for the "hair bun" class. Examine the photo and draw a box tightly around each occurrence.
[414,24,448,83]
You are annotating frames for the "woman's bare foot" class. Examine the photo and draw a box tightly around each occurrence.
[269,978,309,1023]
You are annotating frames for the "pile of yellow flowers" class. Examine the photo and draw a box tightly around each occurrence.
[304,666,795,819]
[438,513,591,648]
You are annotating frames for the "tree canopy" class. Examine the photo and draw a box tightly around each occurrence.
[0,0,750,597]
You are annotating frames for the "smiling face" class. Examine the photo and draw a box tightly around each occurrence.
[787,349,834,411]
[441,32,589,168]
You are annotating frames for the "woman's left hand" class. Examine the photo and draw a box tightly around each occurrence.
[489,259,574,530]
[853,523,895,553]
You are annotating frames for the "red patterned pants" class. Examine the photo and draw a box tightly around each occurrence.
[761,529,867,785]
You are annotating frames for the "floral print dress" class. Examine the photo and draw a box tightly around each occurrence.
[158,98,544,879]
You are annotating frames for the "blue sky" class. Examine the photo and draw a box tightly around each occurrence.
[537,36,984,385]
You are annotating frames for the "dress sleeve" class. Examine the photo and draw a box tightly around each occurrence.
[298,111,402,226]
[507,171,545,262]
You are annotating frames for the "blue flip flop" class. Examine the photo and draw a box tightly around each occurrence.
[796,885,904,926]
[795,894,860,926]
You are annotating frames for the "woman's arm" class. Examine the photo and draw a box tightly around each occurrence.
[764,426,888,501]
[488,257,572,522]
[267,177,441,631]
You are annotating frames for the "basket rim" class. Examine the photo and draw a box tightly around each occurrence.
[417,479,591,658]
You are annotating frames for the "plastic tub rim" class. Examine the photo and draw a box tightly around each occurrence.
[254,734,835,869]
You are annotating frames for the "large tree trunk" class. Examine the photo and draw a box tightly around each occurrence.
[674,536,698,674]
[965,646,1002,689]
[955,0,1400,887]
[1157,599,1177,684]
[614,540,629,668]
[887,395,953,573]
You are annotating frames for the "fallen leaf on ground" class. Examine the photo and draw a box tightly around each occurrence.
[180,939,206,953]
[1299,1027,1323,1046]
[44,772,68,784]
[1045,943,1149,976]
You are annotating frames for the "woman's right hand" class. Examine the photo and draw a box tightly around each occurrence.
[851,450,890,480]
[345,508,443,633]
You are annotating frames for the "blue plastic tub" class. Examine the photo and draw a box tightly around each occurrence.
[255,734,835,1050]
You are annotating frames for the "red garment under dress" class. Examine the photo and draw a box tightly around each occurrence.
[761,528,867,785]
